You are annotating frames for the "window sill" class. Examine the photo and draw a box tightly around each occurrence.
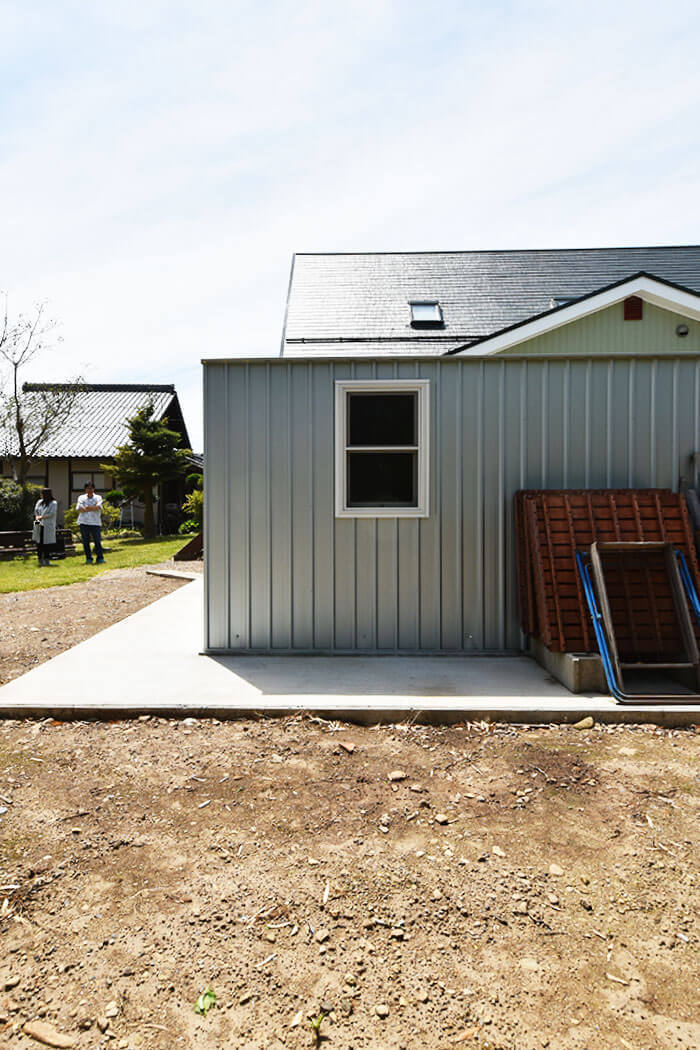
[335,507,430,519]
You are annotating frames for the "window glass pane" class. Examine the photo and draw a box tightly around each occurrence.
[348,393,416,446]
[411,302,441,322]
[73,471,105,490]
[347,451,417,507]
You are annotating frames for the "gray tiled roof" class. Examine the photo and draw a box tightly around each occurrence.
[1,384,188,458]
[282,246,700,356]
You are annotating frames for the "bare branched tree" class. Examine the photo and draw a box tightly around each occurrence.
[0,295,83,486]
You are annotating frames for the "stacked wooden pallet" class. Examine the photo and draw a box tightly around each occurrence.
[514,489,700,655]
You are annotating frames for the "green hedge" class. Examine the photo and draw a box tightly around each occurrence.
[0,480,41,531]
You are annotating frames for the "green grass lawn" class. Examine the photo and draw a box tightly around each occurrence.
[0,535,191,593]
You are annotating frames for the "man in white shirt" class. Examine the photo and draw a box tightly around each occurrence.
[76,481,105,564]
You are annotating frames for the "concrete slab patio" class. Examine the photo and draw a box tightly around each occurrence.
[0,578,697,724]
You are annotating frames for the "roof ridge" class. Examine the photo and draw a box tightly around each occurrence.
[23,383,176,393]
[293,245,700,257]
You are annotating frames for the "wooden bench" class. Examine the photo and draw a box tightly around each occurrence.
[0,529,75,560]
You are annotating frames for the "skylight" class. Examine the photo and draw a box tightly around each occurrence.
[410,301,444,328]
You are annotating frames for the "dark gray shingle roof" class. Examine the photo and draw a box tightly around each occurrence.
[282,246,700,356]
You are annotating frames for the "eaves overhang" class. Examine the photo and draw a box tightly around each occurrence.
[446,272,700,357]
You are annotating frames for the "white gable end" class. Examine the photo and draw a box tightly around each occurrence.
[453,275,700,357]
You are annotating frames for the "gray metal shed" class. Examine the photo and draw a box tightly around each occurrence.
[203,353,700,654]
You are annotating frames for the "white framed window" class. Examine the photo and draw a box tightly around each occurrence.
[335,380,430,518]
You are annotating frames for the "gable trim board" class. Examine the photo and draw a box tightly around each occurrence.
[449,273,700,357]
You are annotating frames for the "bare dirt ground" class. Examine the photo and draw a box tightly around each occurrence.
[0,561,201,686]
[0,714,697,1050]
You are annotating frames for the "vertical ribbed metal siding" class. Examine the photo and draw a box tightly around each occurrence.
[204,357,700,652]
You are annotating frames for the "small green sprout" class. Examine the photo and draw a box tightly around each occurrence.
[194,987,217,1015]
[309,1010,327,1044]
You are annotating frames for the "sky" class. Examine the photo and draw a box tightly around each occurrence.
[1,0,699,449]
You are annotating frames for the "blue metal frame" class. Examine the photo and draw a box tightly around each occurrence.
[576,546,700,703]
[575,551,624,700]
[676,549,700,625]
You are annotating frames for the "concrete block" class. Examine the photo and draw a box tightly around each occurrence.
[529,637,607,694]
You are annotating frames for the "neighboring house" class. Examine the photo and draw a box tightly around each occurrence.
[0,383,191,530]
[203,246,700,654]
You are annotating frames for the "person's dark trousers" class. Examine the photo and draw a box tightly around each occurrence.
[36,525,53,566]
[36,541,53,565]
[80,524,104,563]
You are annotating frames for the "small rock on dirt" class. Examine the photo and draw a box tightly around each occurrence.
[573,716,594,730]
[549,863,564,877]
[375,1003,390,1018]
[315,929,330,944]
[388,770,407,782]
[492,845,505,857]
[435,813,449,825]
[23,1021,77,1048]
[452,1028,479,1043]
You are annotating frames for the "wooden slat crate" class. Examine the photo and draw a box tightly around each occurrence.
[514,489,700,653]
